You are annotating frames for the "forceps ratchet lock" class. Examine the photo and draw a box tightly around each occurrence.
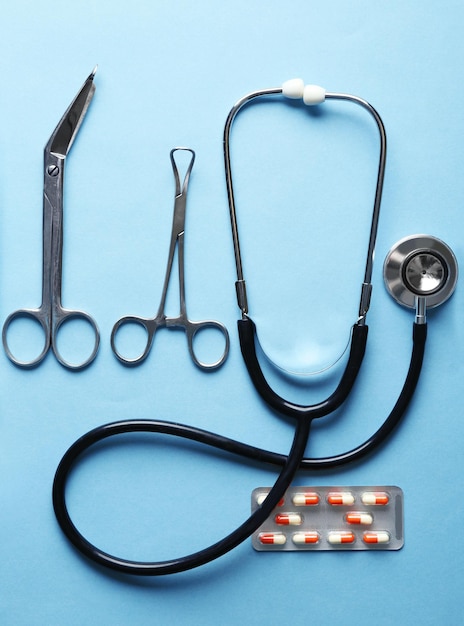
[2,68,100,370]
[110,148,230,369]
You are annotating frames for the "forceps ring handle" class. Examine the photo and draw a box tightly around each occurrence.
[2,308,50,368]
[110,316,157,366]
[182,319,230,370]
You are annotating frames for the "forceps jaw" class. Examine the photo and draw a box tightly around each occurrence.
[168,148,196,242]
[170,148,195,198]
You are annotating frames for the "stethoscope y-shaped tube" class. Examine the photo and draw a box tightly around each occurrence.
[223,79,387,419]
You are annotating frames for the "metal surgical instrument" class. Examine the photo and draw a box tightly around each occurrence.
[110,148,230,369]
[2,68,100,370]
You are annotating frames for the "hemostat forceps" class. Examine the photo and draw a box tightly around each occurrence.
[111,148,230,369]
[2,68,100,370]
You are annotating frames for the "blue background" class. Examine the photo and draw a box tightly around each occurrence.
[1,2,463,624]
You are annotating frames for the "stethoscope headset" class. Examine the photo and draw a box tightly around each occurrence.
[52,78,458,576]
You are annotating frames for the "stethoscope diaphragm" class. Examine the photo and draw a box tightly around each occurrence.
[383,234,458,309]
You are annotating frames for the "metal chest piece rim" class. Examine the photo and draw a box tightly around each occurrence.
[383,234,458,309]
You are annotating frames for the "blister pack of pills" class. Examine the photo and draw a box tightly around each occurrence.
[251,486,403,551]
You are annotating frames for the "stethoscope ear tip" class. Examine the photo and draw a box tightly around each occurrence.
[383,234,458,310]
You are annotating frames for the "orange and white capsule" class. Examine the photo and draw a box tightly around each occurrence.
[345,512,373,525]
[292,492,320,506]
[275,513,303,526]
[292,531,319,545]
[328,531,356,545]
[363,531,390,545]
[361,491,389,506]
[327,492,355,506]
[258,532,286,545]
[256,493,285,507]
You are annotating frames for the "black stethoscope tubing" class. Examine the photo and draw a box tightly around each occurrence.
[52,322,426,576]
[53,414,312,576]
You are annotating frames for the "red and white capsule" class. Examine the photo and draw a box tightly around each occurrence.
[275,513,303,526]
[258,532,286,546]
[345,512,373,525]
[363,531,390,545]
[292,492,320,506]
[361,491,389,506]
[327,492,355,506]
[328,531,356,545]
[292,531,319,545]
[256,493,284,507]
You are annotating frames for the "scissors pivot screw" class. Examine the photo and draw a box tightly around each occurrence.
[47,165,60,177]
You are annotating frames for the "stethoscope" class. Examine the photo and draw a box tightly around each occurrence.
[224,79,458,428]
[52,79,458,576]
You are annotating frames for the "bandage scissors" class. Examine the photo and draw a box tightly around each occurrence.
[111,148,229,369]
[2,68,100,370]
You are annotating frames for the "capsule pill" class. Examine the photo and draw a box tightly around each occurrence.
[345,512,373,525]
[275,513,303,526]
[363,531,390,544]
[256,493,284,507]
[258,532,286,545]
[361,491,389,506]
[328,531,356,545]
[292,532,319,545]
[327,492,355,506]
[292,492,319,506]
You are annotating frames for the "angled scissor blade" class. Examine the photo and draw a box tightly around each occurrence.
[45,66,97,158]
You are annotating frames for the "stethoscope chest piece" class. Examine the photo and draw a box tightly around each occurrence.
[383,234,458,309]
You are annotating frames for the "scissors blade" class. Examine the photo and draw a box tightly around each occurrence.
[45,66,97,158]
[41,68,97,312]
